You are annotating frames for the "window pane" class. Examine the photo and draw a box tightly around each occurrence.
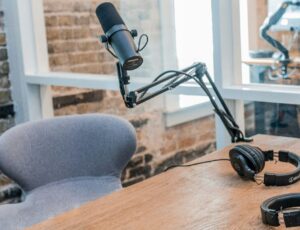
[245,101,300,138]
[120,1,167,78]
[174,0,214,108]
[174,0,214,74]
[240,0,300,85]
[179,96,209,108]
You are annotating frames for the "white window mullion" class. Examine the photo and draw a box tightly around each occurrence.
[211,0,245,148]
[31,0,54,119]
[4,0,40,123]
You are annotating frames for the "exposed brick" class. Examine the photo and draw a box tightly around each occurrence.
[90,27,102,37]
[98,51,114,62]
[0,103,14,119]
[154,152,185,175]
[68,52,98,65]
[178,136,197,149]
[183,142,214,162]
[0,90,11,104]
[0,76,9,88]
[0,11,4,32]
[121,170,127,181]
[127,156,143,168]
[0,61,9,76]
[72,1,91,12]
[70,63,103,74]
[130,118,149,129]
[60,29,73,40]
[49,54,69,67]
[74,15,90,25]
[73,28,91,39]
[102,63,116,74]
[77,41,99,52]
[48,42,77,54]
[0,118,14,135]
[144,154,153,163]
[45,15,58,27]
[122,176,144,187]
[0,48,7,61]
[53,90,104,109]
[136,145,146,154]
[46,28,60,41]
[129,165,151,178]
[58,15,74,26]
[43,1,72,13]
[0,33,6,46]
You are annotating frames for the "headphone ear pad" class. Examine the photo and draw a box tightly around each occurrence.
[239,145,265,173]
[229,152,256,179]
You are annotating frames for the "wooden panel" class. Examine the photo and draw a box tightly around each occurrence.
[29,135,300,230]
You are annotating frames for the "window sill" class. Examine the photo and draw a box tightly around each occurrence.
[164,102,213,127]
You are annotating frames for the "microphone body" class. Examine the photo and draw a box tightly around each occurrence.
[96,3,143,70]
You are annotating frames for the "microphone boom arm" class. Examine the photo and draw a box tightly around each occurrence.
[117,62,252,143]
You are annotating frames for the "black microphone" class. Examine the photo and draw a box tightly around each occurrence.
[96,2,143,71]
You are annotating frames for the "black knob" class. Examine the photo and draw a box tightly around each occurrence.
[131,30,138,38]
[100,35,108,43]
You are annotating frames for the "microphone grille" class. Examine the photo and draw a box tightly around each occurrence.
[96,2,125,33]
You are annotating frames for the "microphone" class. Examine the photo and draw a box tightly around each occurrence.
[96,2,143,70]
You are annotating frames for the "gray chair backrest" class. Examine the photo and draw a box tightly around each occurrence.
[0,114,136,191]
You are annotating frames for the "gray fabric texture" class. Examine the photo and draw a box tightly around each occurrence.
[0,114,136,228]
[0,114,136,191]
[0,176,121,229]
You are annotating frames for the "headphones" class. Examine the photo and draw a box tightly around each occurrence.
[229,145,300,186]
[261,193,300,227]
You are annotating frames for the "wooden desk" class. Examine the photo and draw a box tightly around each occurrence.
[29,135,300,230]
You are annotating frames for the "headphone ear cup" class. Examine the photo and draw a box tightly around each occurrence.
[240,145,265,173]
[229,145,265,180]
[229,152,256,179]
[250,146,265,172]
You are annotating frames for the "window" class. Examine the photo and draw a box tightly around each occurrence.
[238,0,300,139]
[164,0,215,127]
[7,0,300,148]
[239,0,300,85]
[174,0,213,109]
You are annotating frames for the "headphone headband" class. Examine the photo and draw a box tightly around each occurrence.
[264,151,300,186]
[229,145,300,187]
[261,193,300,227]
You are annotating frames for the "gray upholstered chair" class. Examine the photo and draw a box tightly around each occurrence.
[0,114,136,229]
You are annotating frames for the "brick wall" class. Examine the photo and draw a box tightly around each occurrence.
[0,0,14,135]
[43,0,216,186]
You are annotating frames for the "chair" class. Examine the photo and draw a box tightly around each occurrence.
[0,114,136,229]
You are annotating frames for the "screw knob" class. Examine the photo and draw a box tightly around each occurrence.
[131,30,138,38]
[100,35,108,43]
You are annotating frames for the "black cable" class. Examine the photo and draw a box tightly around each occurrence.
[164,158,230,172]
[153,70,193,83]
[162,69,196,89]
[139,70,195,99]
[104,42,118,59]
[137,34,149,52]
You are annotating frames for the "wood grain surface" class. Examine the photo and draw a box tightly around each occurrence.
[29,135,300,230]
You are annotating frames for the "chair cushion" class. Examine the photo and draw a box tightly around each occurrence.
[0,176,121,229]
